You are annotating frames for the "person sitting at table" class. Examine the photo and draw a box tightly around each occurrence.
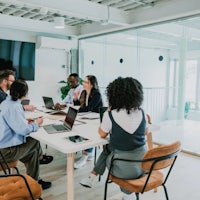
[74,75,103,169]
[54,73,83,110]
[0,79,52,190]
[0,69,53,165]
[0,69,34,111]
[80,77,148,200]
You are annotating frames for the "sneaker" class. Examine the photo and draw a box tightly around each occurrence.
[38,179,52,190]
[74,155,88,169]
[39,154,53,165]
[122,192,136,200]
[80,174,96,188]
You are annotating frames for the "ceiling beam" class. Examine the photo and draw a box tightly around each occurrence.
[127,0,200,25]
[0,14,79,38]
[79,0,200,38]
[2,0,129,26]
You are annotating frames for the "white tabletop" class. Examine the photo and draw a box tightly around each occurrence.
[29,111,108,154]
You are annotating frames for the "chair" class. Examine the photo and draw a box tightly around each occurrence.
[0,151,43,200]
[104,141,181,200]
[146,114,153,150]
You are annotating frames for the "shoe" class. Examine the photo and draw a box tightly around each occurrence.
[39,154,53,165]
[80,174,96,188]
[38,179,52,190]
[74,155,88,169]
[122,192,136,200]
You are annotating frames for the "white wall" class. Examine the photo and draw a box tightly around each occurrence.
[27,48,68,105]
[0,28,78,106]
[80,39,168,103]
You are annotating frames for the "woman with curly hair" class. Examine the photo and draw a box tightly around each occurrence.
[80,77,148,200]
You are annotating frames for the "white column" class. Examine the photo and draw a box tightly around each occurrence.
[177,31,188,120]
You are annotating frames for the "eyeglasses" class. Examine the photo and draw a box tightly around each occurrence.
[7,79,14,83]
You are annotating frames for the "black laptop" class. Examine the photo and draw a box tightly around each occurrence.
[43,107,78,134]
[42,96,55,110]
[21,99,30,106]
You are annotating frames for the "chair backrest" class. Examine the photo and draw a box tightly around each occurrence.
[142,141,181,170]
[146,114,152,124]
[99,107,108,122]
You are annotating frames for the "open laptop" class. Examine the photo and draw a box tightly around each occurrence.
[42,96,55,110]
[21,99,30,106]
[43,106,78,134]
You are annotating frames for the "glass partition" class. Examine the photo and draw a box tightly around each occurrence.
[79,16,200,156]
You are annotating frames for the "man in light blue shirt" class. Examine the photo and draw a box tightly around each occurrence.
[54,73,83,109]
[0,79,51,190]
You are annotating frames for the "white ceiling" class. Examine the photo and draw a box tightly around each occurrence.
[0,0,199,39]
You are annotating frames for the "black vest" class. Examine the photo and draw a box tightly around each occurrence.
[109,110,146,151]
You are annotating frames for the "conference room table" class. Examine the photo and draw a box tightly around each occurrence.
[26,107,157,199]
[27,108,108,200]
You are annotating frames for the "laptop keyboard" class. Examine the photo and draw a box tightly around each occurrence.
[52,125,68,131]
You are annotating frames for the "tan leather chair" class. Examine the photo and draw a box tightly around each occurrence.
[0,151,43,200]
[104,141,181,200]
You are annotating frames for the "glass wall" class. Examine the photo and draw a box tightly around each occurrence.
[79,16,200,122]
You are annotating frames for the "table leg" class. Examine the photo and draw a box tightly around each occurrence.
[146,132,157,192]
[67,153,74,200]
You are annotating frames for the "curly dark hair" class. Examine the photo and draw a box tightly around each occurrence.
[106,77,143,113]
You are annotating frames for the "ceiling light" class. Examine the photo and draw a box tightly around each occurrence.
[54,17,65,29]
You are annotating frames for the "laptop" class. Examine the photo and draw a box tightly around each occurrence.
[21,99,30,106]
[42,96,55,110]
[43,107,78,134]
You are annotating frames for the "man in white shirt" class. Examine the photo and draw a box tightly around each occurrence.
[54,73,83,109]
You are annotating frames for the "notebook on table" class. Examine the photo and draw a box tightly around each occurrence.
[43,106,78,134]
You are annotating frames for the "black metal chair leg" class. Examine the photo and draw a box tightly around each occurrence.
[135,193,139,200]
[163,185,169,200]
[104,181,108,200]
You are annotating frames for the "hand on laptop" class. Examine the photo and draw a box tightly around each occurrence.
[54,103,67,110]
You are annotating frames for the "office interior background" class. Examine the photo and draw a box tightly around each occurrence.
[0,0,200,155]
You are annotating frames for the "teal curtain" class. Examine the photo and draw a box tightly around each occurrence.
[0,39,35,80]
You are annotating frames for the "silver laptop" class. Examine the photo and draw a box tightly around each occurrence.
[43,107,78,134]
[42,96,55,110]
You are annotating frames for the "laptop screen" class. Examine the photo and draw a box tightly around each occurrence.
[42,96,54,109]
[64,107,78,130]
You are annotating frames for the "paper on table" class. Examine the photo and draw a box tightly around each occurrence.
[80,112,100,120]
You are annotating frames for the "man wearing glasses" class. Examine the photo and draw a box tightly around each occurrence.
[0,69,15,103]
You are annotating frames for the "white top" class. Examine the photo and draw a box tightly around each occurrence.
[61,84,83,105]
[101,109,148,134]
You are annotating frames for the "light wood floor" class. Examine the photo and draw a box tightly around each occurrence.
[16,144,200,200]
